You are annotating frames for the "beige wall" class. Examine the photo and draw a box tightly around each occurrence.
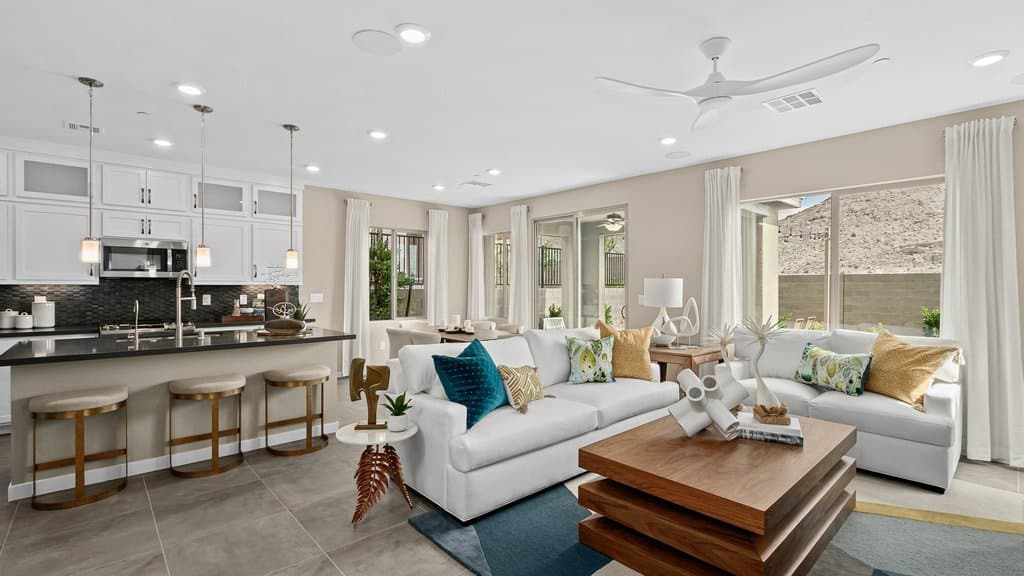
[480,99,1024,335]
[300,186,469,339]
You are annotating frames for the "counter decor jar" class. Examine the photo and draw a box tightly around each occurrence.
[0,309,16,329]
[15,313,33,330]
[32,297,55,328]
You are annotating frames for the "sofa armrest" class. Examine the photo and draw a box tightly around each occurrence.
[386,358,404,394]
[399,393,468,508]
[924,382,960,422]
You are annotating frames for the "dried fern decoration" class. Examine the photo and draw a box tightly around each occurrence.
[383,444,414,508]
[352,447,391,525]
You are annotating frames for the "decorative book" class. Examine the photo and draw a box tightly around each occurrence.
[737,411,804,446]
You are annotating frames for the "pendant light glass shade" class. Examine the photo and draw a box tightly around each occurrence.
[285,249,299,269]
[195,245,212,268]
[80,238,100,264]
[283,124,300,269]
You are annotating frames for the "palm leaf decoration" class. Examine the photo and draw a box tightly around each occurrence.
[352,447,391,525]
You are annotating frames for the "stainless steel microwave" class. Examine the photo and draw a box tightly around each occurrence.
[100,238,190,278]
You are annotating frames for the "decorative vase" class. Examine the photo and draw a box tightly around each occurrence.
[387,413,409,432]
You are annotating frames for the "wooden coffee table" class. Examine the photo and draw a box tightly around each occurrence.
[578,416,856,576]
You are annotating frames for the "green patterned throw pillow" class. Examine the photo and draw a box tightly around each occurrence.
[794,343,872,396]
[566,336,615,384]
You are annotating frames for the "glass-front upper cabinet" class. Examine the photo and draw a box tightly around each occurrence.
[252,184,301,222]
[191,177,250,217]
[15,153,93,203]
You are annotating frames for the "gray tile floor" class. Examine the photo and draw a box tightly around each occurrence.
[0,386,469,576]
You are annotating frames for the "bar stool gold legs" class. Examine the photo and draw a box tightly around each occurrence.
[167,374,246,478]
[264,374,329,456]
[31,396,129,511]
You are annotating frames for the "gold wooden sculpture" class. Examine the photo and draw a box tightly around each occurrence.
[349,358,389,430]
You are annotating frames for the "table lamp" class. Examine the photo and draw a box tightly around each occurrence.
[643,277,683,346]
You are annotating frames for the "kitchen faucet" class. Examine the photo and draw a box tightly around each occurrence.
[175,270,197,345]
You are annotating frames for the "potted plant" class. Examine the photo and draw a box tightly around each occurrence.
[383,392,414,432]
[921,306,940,337]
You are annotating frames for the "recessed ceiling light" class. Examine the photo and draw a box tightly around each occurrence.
[873,57,892,65]
[432,184,446,191]
[151,138,173,148]
[304,164,321,173]
[665,151,691,160]
[660,136,677,146]
[969,50,1009,68]
[368,129,389,140]
[176,83,204,96]
[396,23,430,45]
[352,29,401,56]
[487,168,502,176]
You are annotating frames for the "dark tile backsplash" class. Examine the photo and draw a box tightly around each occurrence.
[0,280,298,326]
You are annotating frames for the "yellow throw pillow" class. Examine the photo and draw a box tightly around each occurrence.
[865,330,959,408]
[597,321,653,381]
[498,365,545,413]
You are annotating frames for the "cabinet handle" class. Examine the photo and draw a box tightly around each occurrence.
[147,219,152,235]
[253,200,258,215]
[193,193,198,209]
[252,264,257,279]
[140,187,146,203]
[147,188,152,204]
[140,218,146,234]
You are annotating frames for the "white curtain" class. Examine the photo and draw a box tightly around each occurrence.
[426,209,449,326]
[508,204,532,327]
[942,116,1023,466]
[467,213,485,320]
[701,166,743,334]
[342,198,371,371]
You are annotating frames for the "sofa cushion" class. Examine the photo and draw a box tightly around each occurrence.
[567,335,615,383]
[449,398,598,472]
[794,343,872,396]
[399,336,535,397]
[547,379,678,428]
[735,328,831,379]
[865,331,960,408]
[523,328,600,387]
[433,340,507,428]
[738,377,822,416]
[809,390,955,447]
[830,329,961,383]
[597,321,654,380]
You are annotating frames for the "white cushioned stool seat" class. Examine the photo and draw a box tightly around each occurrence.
[809,390,955,447]
[265,365,331,382]
[169,373,245,395]
[738,377,822,416]
[547,379,679,428]
[450,398,598,473]
[30,386,128,413]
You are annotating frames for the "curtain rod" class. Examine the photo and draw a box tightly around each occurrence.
[942,117,1016,136]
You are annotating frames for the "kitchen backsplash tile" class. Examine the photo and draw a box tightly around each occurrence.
[0,281,298,326]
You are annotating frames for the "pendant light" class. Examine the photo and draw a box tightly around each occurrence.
[78,77,103,264]
[283,123,300,269]
[194,104,213,268]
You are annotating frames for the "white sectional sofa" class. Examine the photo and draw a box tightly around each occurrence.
[730,328,963,491]
[386,328,679,521]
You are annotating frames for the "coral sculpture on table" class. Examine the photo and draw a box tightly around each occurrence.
[742,315,791,425]
[707,323,737,362]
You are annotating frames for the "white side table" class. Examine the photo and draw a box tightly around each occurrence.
[336,423,419,526]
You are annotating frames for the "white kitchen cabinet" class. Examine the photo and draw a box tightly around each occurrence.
[16,153,95,203]
[252,184,301,222]
[192,217,250,284]
[0,333,95,434]
[252,222,301,284]
[0,203,9,280]
[103,165,190,212]
[0,150,9,197]
[14,203,97,282]
[192,178,250,217]
[102,210,190,241]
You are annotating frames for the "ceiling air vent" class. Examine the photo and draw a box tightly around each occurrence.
[62,120,103,134]
[460,180,492,188]
[762,89,822,113]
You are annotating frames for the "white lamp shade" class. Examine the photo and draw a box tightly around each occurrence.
[643,277,683,308]
[79,238,100,264]
[285,249,299,269]
[195,245,212,268]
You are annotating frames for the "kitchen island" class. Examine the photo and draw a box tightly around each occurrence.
[0,327,354,501]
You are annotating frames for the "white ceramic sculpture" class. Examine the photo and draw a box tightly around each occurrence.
[742,315,788,421]
[669,369,746,440]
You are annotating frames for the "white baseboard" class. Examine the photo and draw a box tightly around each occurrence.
[7,420,340,502]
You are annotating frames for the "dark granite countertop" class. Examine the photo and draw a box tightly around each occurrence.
[0,325,98,338]
[0,327,354,366]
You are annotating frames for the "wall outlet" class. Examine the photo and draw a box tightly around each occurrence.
[378,338,386,351]
[310,292,324,303]
[239,294,248,305]
[202,294,212,306]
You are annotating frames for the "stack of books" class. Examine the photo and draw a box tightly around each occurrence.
[736,410,804,446]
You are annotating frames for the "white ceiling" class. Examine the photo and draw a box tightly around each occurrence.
[2,1,1023,208]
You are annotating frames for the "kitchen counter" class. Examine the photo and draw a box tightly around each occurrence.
[0,327,352,366]
[0,325,98,338]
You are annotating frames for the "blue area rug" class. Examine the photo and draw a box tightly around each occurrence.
[409,485,1023,576]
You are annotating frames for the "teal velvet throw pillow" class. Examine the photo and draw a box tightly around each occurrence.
[433,339,507,428]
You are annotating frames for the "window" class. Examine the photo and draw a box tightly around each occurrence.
[484,233,511,319]
[369,227,426,321]
[742,180,944,336]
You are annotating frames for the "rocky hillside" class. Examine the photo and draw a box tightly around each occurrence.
[779,183,945,275]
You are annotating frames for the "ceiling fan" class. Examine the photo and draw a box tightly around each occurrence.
[596,37,879,131]
[597,213,626,232]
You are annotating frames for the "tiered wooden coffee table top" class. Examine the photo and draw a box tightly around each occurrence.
[578,415,856,576]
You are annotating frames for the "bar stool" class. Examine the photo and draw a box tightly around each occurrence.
[29,386,129,510]
[168,374,246,478]
[264,365,331,456]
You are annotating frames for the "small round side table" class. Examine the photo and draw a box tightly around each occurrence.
[336,423,419,526]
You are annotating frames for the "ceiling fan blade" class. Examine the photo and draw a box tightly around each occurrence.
[681,80,753,99]
[690,96,732,131]
[728,43,880,96]
[594,76,694,100]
